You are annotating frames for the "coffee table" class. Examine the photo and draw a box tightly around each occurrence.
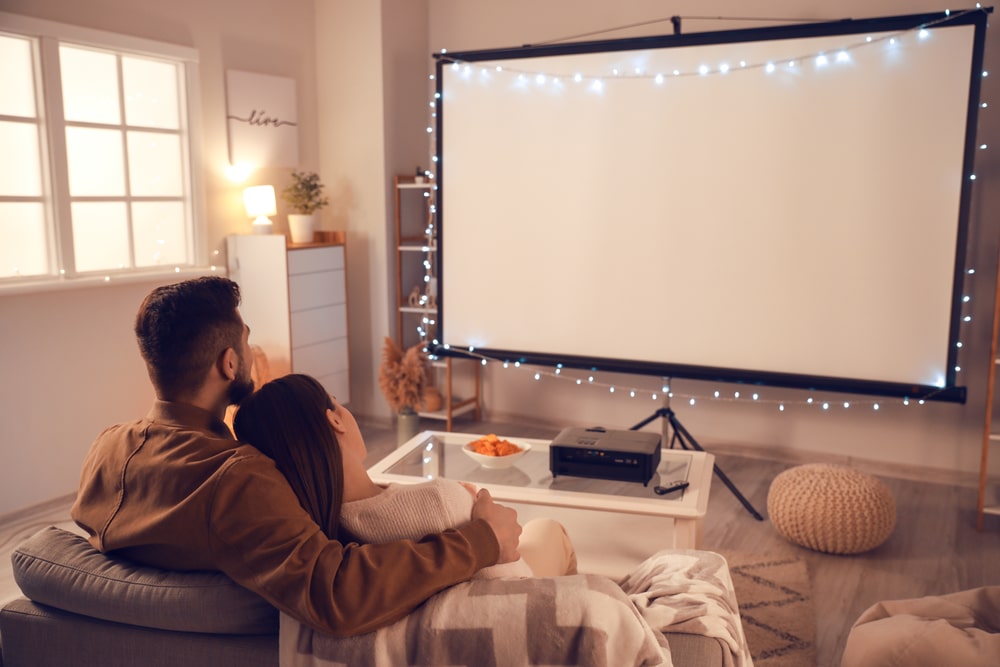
[369,431,715,572]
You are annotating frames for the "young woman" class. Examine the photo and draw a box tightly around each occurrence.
[232,373,576,579]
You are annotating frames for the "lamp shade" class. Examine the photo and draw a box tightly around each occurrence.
[243,185,277,218]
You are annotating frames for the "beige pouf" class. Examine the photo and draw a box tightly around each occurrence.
[767,463,896,554]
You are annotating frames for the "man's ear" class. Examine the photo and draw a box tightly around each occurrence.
[326,408,346,435]
[219,347,239,381]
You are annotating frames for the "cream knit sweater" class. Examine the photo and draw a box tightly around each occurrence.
[340,479,533,579]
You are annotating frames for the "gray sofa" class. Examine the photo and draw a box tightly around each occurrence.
[0,527,728,666]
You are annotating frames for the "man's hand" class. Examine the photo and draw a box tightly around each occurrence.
[471,488,521,564]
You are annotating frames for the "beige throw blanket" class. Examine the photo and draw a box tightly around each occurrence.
[620,549,754,667]
[283,550,752,667]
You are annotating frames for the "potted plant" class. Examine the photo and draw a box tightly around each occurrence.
[378,336,429,444]
[281,170,329,244]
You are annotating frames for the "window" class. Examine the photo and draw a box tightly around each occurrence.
[0,13,201,287]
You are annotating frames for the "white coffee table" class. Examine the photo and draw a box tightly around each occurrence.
[369,431,715,572]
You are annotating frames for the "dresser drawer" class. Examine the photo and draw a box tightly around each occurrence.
[316,370,350,404]
[289,269,346,312]
[288,245,344,275]
[290,304,348,348]
[292,338,349,377]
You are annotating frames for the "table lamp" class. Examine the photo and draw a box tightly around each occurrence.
[243,185,276,234]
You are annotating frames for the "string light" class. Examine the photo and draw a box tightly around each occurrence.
[431,345,948,412]
[441,10,980,88]
[421,9,987,400]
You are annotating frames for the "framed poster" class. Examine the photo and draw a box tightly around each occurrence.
[225,70,299,168]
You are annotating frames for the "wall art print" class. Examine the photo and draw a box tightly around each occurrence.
[225,69,299,168]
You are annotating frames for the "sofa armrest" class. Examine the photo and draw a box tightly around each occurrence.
[11,526,277,635]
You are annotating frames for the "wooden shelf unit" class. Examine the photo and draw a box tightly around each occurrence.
[393,174,481,430]
[978,254,1000,529]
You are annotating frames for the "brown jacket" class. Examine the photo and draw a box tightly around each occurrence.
[71,401,498,637]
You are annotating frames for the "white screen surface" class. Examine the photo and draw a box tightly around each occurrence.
[439,17,982,397]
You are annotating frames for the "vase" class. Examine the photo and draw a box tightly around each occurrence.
[396,407,420,446]
[288,213,316,244]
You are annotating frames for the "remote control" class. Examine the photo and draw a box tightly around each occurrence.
[654,480,690,495]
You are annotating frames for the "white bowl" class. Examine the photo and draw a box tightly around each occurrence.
[461,439,532,469]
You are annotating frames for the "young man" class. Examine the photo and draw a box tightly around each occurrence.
[71,276,521,637]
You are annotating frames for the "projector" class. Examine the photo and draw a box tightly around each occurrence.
[549,427,661,486]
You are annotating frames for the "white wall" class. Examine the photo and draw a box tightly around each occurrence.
[0,0,322,515]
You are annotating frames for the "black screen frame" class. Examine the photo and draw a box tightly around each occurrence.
[432,8,992,403]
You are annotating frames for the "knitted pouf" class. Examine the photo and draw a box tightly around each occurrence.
[767,463,896,555]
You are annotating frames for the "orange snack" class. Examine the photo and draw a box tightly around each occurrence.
[468,433,523,457]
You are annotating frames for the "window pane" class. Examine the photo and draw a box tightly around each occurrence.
[0,35,37,117]
[132,201,187,267]
[0,203,49,277]
[127,131,182,196]
[65,127,125,196]
[60,45,120,124]
[71,202,129,272]
[123,56,179,129]
[0,121,42,196]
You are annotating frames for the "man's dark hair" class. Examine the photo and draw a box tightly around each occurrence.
[135,276,243,399]
[233,374,344,539]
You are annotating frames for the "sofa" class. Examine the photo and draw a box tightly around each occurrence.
[0,526,736,666]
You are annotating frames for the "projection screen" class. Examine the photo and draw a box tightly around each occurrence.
[435,9,990,402]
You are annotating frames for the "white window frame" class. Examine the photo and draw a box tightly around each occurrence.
[0,12,207,293]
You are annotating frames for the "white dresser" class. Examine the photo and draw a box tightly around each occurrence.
[287,243,350,403]
[227,233,350,404]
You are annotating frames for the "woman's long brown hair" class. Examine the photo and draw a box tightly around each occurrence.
[233,374,344,538]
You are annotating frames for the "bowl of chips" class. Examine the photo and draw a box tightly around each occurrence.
[462,434,531,469]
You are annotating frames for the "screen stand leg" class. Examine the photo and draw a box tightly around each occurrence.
[632,407,764,521]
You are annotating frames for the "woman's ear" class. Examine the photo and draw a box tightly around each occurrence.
[326,408,346,434]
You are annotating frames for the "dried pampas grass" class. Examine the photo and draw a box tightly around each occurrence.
[378,336,427,412]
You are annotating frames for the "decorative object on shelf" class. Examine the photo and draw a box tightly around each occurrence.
[424,275,438,309]
[242,185,277,234]
[407,285,422,307]
[378,336,428,444]
[421,386,444,412]
[414,165,425,184]
[282,171,329,244]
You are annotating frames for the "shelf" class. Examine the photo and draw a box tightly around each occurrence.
[978,243,1000,531]
[397,180,433,190]
[418,398,478,421]
[394,174,482,431]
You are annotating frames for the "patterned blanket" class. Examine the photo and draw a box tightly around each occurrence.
[621,550,754,667]
[282,550,751,667]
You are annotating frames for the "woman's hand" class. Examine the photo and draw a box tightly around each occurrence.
[471,488,522,564]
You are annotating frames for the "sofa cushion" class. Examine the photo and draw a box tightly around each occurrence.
[11,526,278,635]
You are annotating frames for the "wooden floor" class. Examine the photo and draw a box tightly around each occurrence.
[2,414,998,667]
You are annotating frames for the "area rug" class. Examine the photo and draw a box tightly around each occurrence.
[716,549,817,667]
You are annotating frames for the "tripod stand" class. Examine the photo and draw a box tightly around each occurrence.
[633,407,763,521]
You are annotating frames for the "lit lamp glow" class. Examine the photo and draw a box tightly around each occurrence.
[243,185,276,234]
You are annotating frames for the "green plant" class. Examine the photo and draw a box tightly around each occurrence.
[281,170,329,214]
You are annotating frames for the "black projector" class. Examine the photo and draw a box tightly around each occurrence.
[549,427,661,486]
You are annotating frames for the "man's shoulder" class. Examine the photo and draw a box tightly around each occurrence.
[89,415,271,473]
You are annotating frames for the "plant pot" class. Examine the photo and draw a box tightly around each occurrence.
[288,214,316,244]
[396,407,420,446]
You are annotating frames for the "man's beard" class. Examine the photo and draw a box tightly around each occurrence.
[227,355,255,406]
